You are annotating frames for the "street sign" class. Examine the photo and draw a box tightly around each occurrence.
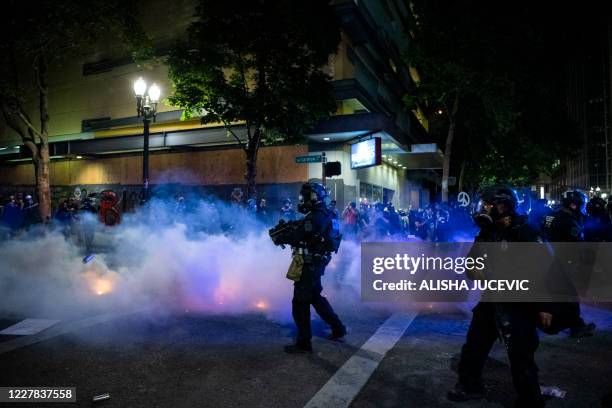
[295,155,322,163]
[457,191,471,207]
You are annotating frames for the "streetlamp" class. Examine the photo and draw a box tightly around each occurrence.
[133,77,161,203]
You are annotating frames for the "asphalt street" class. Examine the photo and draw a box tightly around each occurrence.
[0,303,611,408]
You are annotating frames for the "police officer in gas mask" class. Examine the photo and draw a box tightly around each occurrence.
[272,183,346,353]
[584,196,612,242]
[449,187,551,407]
[543,190,596,338]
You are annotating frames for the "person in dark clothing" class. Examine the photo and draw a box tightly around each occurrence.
[21,194,41,229]
[1,195,24,233]
[543,190,596,338]
[270,183,346,353]
[55,199,75,224]
[328,199,339,220]
[384,203,402,236]
[246,198,257,213]
[544,191,586,243]
[584,196,612,242]
[279,198,296,221]
[372,202,390,237]
[529,198,552,234]
[77,197,98,253]
[448,187,550,407]
[414,213,430,241]
[258,197,269,222]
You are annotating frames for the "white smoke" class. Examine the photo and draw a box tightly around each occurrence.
[0,196,365,323]
[0,195,467,323]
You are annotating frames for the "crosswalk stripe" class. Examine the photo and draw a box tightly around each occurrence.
[304,312,418,408]
[0,309,145,355]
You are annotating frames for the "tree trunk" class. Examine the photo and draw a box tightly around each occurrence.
[458,159,467,192]
[2,53,52,221]
[244,128,261,201]
[36,56,52,221]
[441,121,455,202]
[441,94,459,203]
[245,149,258,201]
[34,144,52,221]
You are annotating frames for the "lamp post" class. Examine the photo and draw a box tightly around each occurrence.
[133,77,161,203]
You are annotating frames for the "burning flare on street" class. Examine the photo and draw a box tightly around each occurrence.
[83,270,118,296]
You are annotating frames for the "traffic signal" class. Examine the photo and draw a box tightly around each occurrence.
[325,161,341,177]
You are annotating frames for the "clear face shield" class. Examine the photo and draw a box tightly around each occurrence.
[477,199,493,215]
[297,191,314,214]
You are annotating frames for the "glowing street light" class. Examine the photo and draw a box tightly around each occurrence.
[133,77,161,203]
[133,77,147,96]
[148,83,161,103]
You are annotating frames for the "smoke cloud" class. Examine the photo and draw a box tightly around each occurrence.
[0,195,471,323]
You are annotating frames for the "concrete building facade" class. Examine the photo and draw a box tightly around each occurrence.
[0,0,440,211]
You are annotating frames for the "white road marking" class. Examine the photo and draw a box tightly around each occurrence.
[0,319,60,336]
[304,312,418,408]
[0,310,144,355]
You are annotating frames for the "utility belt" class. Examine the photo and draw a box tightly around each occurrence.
[293,247,330,264]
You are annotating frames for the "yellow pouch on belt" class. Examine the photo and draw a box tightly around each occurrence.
[286,254,304,281]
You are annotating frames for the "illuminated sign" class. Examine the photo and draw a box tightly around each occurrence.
[351,138,382,169]
[411,143,437,153]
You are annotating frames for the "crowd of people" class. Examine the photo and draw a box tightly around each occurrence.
[4,186,612,248]
[0,193,42,236]
[276,196,476,241]
[339,199,477,241]
[0,191,110,250]
[3,184,612,406]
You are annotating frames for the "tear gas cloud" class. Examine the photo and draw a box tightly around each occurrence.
[0,194,473,322]
[0,195,362,322]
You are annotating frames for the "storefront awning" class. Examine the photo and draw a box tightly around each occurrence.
[307,113,442,171]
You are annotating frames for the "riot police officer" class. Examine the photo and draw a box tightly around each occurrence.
[544,190,596,338]
[21,194,41,230]
[529,198,552,235]
[544,190,586,242]
[448,187,550,407]
[584,196,612,242]
[271,183,346,353]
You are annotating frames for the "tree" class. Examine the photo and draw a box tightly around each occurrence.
[404,0,581,197]
[404,0,519,202]
[167,0,340,200]
[0,0,151,221]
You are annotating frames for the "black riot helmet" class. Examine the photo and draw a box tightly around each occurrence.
[561,190,587,214]
[298,183,327,214]
[482,186,519,216]
[586,196,606,217]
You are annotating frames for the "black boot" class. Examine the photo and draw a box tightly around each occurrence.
[328,325,347,341]
[284,341,313,354]
[570,322,596,338]
[447,382,485,402]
